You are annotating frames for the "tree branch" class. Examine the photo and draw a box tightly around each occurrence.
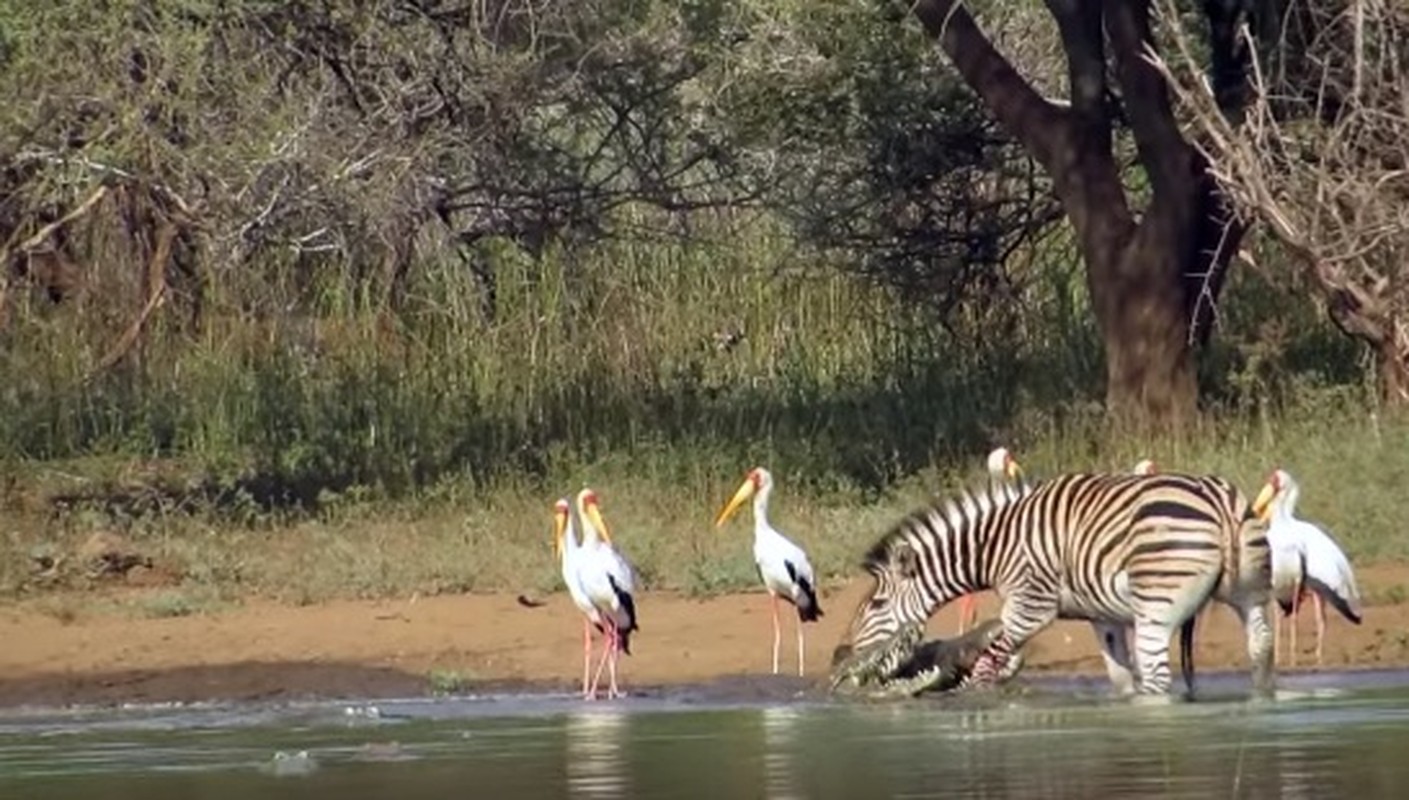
[1105,0,1199,201]
[1045,0,1110,121]
[1202,0,1254,123]
[907,0,1069,169]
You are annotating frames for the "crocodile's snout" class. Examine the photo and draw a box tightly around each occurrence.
[829,618,1005,698]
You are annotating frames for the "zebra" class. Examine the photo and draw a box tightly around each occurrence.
[988,448,1203,696]
[829,471,1275,699]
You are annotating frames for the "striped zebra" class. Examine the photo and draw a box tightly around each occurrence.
[990,449,1201,695]
[829,471,1275,698]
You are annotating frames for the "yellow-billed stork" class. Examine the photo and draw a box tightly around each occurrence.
[1251,468,1363,666]
[715,467,823,676]
[965,447,1024,633]
[553,497,607,698]
[574,487,639,699]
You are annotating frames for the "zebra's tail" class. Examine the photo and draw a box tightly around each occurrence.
[1178,615,1197,696]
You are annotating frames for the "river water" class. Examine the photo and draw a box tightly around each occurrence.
[2,669,1408,798]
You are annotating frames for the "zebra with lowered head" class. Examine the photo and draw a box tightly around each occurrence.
[829,470,1276,699]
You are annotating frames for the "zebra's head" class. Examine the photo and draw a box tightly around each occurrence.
[830,481,1023,692]
[829,537,935,689]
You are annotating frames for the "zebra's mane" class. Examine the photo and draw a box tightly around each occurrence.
[860,476,1036,573]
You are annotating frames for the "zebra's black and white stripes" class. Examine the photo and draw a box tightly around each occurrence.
[834,471,1275,698]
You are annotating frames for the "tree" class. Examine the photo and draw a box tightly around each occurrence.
[1154,0,1409,405]
[716,0,1065,347]
[898,0,1253,428]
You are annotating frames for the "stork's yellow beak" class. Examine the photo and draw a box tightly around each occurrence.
[584,498,613,544]
[553,508,568,559]
[715,479,755,527]
[1006,458,1023,481]
[1252,481,1276,521]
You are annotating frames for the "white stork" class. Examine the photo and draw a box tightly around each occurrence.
[715,466,823,676]
[1251,468,1363,666]
[574,487,639,699]
[553,497,607,699]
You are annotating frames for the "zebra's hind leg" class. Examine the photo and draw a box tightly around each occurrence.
[1130,614,1178,698]
[1231,599,1276,699]
[1090,621,1138,697]
[1129,563,1219,699]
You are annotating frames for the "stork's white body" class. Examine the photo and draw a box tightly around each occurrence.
[557,498,605,697]
[1261,470,1362,666]
[753,506,818,618]
[574,489,639,699]
[717,467,822,676]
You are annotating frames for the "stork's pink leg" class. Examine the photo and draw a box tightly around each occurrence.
[581,618,593,698]
[587,622,616,700]
[770,592,781,675]
[1274,604,1283,666]
[957,594,976,634]
[1290,580,1302,667]
[606,627,623,699]
[1314,592,1327,666]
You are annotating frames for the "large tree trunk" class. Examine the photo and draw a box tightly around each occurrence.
[907,0,1246,429]
[1090,224,1200,426]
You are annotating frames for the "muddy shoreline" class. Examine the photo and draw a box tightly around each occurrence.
[3,565,1406,712]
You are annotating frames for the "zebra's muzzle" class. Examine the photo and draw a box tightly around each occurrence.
[828,619,1004,698]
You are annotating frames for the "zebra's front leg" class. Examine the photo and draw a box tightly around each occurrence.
[957,637,1018,690]
[1090,621,1138,697]
[961,593,1055,690]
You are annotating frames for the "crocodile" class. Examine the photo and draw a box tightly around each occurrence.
[829,618,1016,699]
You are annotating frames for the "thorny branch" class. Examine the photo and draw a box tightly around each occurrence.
[1149,0,1409,401]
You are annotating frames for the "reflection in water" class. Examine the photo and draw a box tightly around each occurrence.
[565,709,629,799]
[761,706,802,800]
[6,683,1409,798]
[1275,741,1319,800]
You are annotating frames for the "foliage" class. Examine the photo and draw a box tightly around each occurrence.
[0,0,1396,604]
[716,0,1064,336]
[1155,0,1409,402]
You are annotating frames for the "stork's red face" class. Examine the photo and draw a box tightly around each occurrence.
[576,488,613,543]
[552,499,571,558]
[1251,468,1284,520]
[985,447,1022,482]
[715,467,766,527]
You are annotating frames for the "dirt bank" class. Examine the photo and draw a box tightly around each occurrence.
[2,563,1406,709]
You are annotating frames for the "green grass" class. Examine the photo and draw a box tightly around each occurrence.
[0,215,1399,605]
[427,668,473,696]
[3,395,1406,606]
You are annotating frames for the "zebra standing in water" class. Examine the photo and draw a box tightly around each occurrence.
[830,471,1276,698]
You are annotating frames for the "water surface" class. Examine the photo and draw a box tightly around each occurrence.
[3,671,1408,799]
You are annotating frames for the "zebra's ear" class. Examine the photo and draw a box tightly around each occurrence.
[893,545,920,579]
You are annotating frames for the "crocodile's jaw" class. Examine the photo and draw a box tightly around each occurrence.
[829,623,925,692]
[830,620,1005,697]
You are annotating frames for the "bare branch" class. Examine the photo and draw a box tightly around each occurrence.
[1150,0,1409,400]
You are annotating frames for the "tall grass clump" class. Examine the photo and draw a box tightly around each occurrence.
[0,211,1102,504]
